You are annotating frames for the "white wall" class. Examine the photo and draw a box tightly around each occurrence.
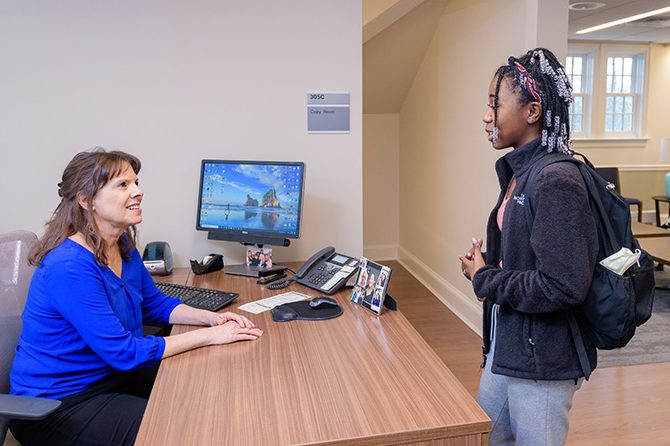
[0,0,363,266]
[646,44,670,168]
[397,0,569,334]
[363,114,399,260]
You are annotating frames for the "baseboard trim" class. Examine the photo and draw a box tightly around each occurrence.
[363,244,398,261]
[397,246,483,337]
[641,209,656,225]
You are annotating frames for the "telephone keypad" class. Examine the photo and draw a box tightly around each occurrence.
[308,266,337,286]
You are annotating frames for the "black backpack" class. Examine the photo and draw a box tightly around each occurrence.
[524,152,655,379]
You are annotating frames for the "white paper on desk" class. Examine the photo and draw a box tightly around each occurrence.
[238,291,311,314]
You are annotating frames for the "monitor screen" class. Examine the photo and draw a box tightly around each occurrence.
[196,160,305,244]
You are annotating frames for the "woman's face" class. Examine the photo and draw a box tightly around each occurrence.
[90,162,144,237]
[483,75,540,150]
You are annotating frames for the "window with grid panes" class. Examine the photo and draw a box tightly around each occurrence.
[565,55,586,133]
[567,44,648,140]
[605,56,636,133]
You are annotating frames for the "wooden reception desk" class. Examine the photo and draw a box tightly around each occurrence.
[136,268,490,446]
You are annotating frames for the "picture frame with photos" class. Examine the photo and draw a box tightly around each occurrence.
[350,257,392,315]
[246,246,273,269]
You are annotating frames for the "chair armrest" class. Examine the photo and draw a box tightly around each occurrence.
[0,394,61,420]
[624,197,642,205]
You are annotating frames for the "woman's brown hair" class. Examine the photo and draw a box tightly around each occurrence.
[29,148,142,266]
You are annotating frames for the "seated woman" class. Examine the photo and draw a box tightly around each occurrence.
[9,148,263,446]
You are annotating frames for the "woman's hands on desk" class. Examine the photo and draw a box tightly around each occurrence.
[208,311,255,328]
[206,311,263,344]
[162,306,263,359]
[168,304,242,326]
[206,319,264,345]
[169,304,255,328]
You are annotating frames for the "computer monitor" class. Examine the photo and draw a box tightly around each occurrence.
[196,160,305,248]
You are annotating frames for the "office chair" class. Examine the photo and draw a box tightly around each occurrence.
[595,167,643,222]
[0,231,61,445]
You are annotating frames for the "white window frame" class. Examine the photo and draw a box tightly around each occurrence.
[602,49,645,137]
[565,47,594,139]
[568,42,649,147]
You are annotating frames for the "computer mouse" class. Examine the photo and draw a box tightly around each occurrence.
[309,296,339,309]
[271,304,300,322]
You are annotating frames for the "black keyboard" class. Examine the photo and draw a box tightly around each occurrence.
[155,281,239,312]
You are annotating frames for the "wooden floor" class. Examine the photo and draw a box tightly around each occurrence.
[385,261,670,446]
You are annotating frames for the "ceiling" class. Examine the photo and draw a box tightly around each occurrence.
[568,0,670,43]
[363,0,670,114]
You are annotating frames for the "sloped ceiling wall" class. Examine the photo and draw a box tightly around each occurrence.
[363,0,447,114]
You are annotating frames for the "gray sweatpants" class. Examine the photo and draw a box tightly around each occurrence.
[477,325,582,445]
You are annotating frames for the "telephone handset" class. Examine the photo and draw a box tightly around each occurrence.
[295,246,359,295]
[295,247,334,278]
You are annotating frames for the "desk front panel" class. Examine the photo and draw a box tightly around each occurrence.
[137,270,489,446]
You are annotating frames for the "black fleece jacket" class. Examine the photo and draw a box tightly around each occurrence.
[472,137,599,380]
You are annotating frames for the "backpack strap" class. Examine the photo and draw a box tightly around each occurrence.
[573,152,621,256]
[567,312,592,379]
[523,152,576,224]
[576,165,620,256]
[523,152,594,380]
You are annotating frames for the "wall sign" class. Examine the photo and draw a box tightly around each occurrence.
[307,92,350,133]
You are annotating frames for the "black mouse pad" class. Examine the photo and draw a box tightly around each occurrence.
[271,301,343,322]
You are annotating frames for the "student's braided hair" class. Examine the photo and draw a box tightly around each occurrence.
[492,48,573,154]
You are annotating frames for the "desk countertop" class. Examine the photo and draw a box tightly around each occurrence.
[632,221,670,238]
[136,268,490,446]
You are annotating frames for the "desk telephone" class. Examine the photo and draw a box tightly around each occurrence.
[295,247,359,295]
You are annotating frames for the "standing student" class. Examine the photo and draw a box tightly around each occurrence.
[9,148,263,446]
[459,48,598,446]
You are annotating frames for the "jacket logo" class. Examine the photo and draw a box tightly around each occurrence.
[513,194,525,206]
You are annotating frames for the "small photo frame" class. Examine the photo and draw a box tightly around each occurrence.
[350,257,392,315]
[246,247,273,269]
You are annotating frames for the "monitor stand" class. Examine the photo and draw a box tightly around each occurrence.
[223,244,288,277]
[225,263,287,278]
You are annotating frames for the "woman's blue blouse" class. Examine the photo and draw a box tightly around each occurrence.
[10,239,181,399]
